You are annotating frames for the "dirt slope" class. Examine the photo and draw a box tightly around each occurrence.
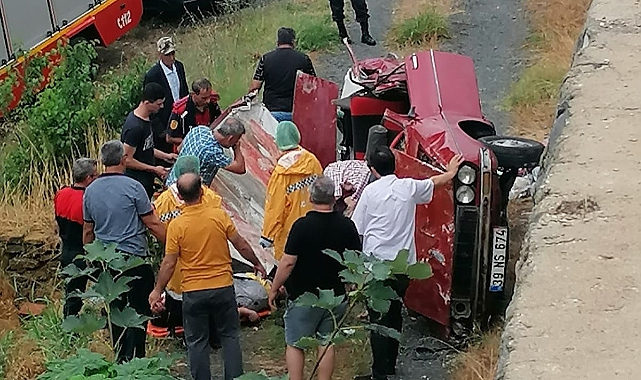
[497,1,641,378]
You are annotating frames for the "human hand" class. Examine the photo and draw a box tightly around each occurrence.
[268,289,278,311]
[166,153,178,163]
[148,290,165,314]
[446,154,464,174]
[154,166,169,179]
[254,263,267,279]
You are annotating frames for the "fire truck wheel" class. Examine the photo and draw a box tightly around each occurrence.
[479,136,544,169]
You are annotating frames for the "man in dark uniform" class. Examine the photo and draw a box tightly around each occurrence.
[166,78,222,152]
[329,0,376,46]
[144,37,189,166]
[249,28,316,122]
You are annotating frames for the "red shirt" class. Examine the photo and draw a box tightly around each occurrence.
[194,107,210,126]
[54,186,85,252]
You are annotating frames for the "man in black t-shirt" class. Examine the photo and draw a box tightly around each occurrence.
[268,176,361,380]
[122,83,178,199]
[249,27,316,122]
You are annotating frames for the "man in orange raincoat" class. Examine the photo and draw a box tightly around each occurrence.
[260,121,323,261]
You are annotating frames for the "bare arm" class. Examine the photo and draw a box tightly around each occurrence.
[152,253,178,293]
[82,222,95,245]
[123,143,157,173]
[431,154,464,188]
[271,254,297,293]
[249,80,263,92]
[154,148,177,163]
[229,232,266,276]
[141,213,167,245]
[224,143,246,174]
[166,135,183,146]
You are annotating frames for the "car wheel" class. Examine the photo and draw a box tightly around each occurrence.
[479,136,544,168]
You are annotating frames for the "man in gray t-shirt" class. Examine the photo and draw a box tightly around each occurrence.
[82,140,166,363]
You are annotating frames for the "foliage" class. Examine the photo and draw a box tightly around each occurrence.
[0,331,13,378]
[23,305,90,361]
[38,348,175,380]
[238,249,432,380]
[0,40,147,190]
[503,62,566,109]
[60,241,150,346]
[390,9,449,47]
[292,14,339,52]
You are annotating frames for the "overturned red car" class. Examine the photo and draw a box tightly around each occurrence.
[212,48,543,337]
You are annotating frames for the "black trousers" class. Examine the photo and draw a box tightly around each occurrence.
[61,246,88,318]
[368,275,410,380]
[111,263,155,363]
[329,0,370,23]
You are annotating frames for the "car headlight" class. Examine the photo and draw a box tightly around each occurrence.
[456,186,475,204]
[457,165,476,185]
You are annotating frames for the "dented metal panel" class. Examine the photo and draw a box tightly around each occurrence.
[292,71,339,168]
[394,149,454,327]
[211,102,280,273]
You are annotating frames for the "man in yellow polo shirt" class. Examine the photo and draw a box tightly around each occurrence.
[149,172,267,380]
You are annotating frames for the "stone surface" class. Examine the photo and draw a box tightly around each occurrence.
[496,1,641,379]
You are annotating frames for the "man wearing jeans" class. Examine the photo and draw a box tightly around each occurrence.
[83,140,167,363]
[149,173,267,380]
[268,176,361,380]
[351,146,462,380]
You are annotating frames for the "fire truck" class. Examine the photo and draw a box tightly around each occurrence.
[0,0,143,112]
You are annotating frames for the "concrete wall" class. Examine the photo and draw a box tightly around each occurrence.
[496,0,641,379]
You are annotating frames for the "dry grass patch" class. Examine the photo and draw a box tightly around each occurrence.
[506,0,592,140]
[450,329,501,380]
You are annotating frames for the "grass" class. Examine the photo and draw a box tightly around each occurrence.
[450,329,502,380]
[174,0,339,107]
[388,0,451,52]
[504,0,592,141]
[0,331,13,378]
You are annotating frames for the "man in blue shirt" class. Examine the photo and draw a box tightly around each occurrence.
[166,117,247,187]
[83,140,166,363]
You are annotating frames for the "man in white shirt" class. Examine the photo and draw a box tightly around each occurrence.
[352,146,463,380]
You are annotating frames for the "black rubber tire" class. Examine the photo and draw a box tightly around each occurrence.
[479,136,544,169]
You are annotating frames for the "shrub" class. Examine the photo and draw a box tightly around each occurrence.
[294,14,339,52]
[390,9,449,47]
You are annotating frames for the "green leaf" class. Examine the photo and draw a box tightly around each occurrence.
[59,263,94,281]
[364,281,398,314]
[114,355,175,379]
[339,269,365,287]
[84,241,120,263]
[108,255,146,273]
[370,262,392,280]
[61,313,106,335]
[323,249,343,263]
[388,249,410,274]
[342,250,366,271]
[294,292,318,307]
[366,323,402,341]
[367,297,391,315]
[90,272,135,304]
[110,306,150,329]
[294,336,320,349]
[294,290,344,310]
[407,262,433,280]
[38,349,110,380]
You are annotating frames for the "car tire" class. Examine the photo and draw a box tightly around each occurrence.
[479,136,544,168]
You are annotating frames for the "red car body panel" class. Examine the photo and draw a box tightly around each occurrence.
[394,150,455,327]
[0,0,142,114]
[292,72,339,168]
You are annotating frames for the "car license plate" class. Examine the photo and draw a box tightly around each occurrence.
[489,227,508,292]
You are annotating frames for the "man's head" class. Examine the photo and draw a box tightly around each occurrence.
[100,140,126,171]
[141,82,165,115]
[157,37,176,68]
[72,157,98,186]
[176,173,203,204]
[191,78,213,108]
[368,146,396,178]
[309,175,336,208]
[215,117,246,148]
[277,27,296,47]
[275,121,301,151]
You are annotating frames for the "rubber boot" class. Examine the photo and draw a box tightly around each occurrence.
[360,21,377,46]
[336,20,353,44]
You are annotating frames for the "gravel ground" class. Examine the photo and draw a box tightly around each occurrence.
[313,0,529,379]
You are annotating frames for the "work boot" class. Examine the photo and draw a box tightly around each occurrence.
[360,21,377,46]
[336,20,353,44]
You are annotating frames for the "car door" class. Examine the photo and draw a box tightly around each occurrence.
[292,71,339,168]
[394,149,454,329]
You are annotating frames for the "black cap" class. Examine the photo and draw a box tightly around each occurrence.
[277,27,296,45]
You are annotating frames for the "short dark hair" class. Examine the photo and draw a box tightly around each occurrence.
[192,78,211,94]
[176,173,202,203]
[142,82,165,103]
[368,146,396,176]
[277,27,296,45]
